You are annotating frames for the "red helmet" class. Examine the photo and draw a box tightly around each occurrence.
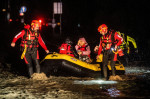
[31,20,40,28]
[98,24,108,32]
[24,24,30,29]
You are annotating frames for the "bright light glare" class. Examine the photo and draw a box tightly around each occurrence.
[2,9,6,12]
[39,20,42,23]
[74,80,117,85]
[9,19,12,22]
[111,48,114,51]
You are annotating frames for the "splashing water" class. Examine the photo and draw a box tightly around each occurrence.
[106,87,120,97]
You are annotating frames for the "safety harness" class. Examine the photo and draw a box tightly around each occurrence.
[101,31,115,50]
[21,29,39,48]
[101,31,119,61]
[20,29,39,59]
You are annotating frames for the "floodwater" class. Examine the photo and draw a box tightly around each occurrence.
[0,62,150,99]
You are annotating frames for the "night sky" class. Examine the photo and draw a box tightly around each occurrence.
[0,0,150,62]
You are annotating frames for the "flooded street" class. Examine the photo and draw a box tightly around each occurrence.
[1,0,150,98]
[0,63,150,99]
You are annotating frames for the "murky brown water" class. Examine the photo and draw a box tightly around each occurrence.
[0,67,150,99]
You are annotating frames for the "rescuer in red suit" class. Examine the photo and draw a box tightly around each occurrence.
[95,24,123,80]
[11,20,49,77]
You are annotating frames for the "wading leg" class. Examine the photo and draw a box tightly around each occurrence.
[32,50,40,73]
[24,52,33,77]
[102,51,109,79]
[110,53,116,76]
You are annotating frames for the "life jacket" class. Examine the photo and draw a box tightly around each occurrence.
[21,29,39,48]
[59,43,74,57]
[78,44,90,58]
[101,31,115,50]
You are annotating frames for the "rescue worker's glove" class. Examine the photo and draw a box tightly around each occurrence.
[94,46,99,52]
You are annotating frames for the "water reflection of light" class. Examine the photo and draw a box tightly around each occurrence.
[73,80,117,85]
[107,88,120,97]
[125,67,150,74]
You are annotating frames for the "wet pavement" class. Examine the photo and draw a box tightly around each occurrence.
[0,65,150,99]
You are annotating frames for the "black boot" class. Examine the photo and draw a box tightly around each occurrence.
[110,61,116,76]
[103,65,108,80]
[35,59,40,73]
[26,64,33,77]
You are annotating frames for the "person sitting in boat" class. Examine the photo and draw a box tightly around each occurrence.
[75,37,91,63]
[59,38,75,57]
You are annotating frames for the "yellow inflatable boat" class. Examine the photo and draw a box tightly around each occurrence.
[40,52,125,78]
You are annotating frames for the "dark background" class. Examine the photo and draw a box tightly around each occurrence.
[0,0,150,68]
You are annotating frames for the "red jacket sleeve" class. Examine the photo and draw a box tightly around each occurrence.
[98,38,102,55]
[12,30,25,43]
[114,32,123,46]
[38,34,48,51]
